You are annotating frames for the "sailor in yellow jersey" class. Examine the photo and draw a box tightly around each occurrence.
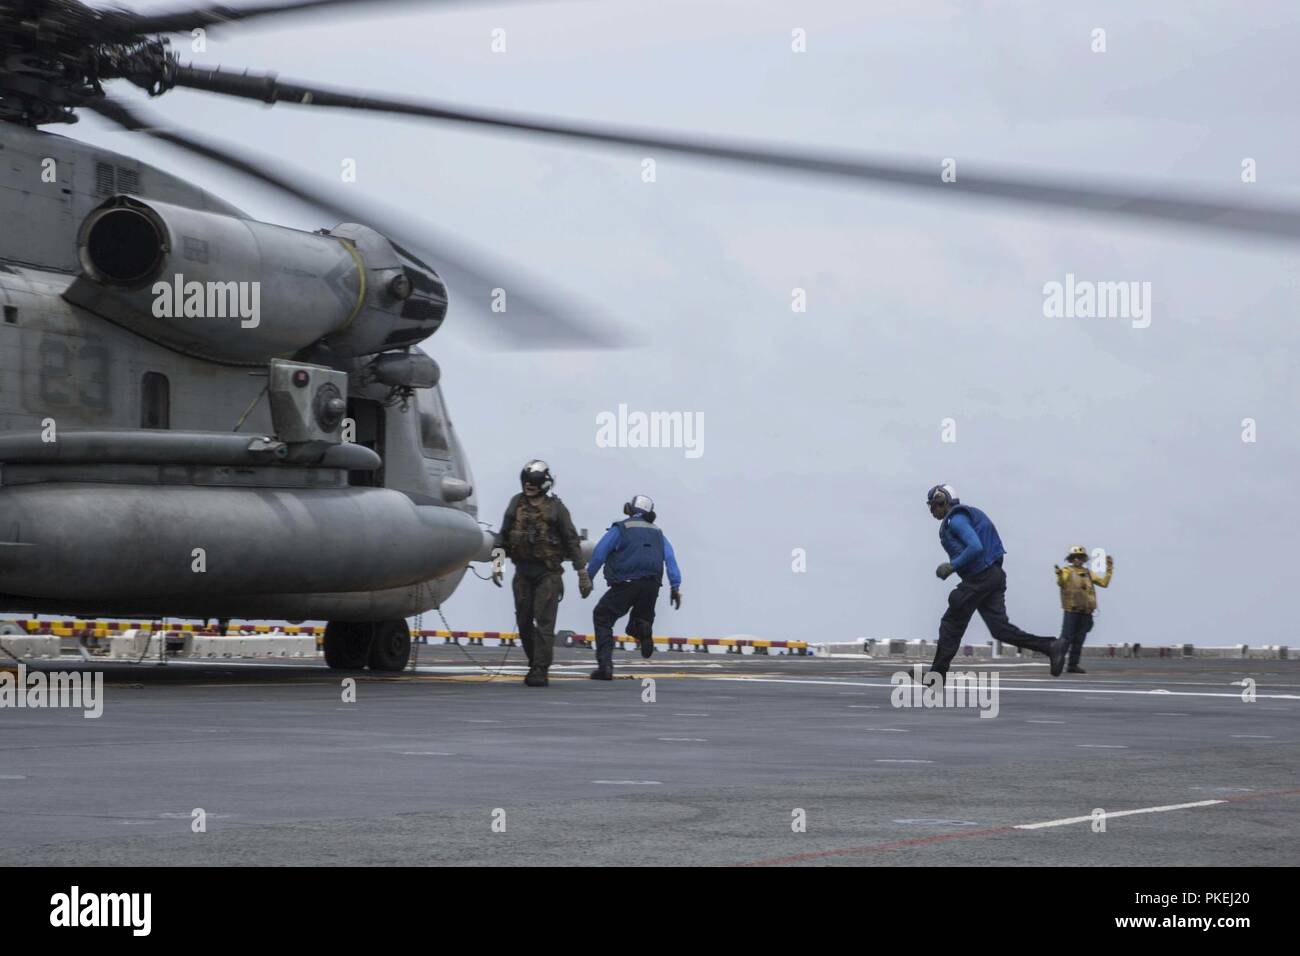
[1054,546,1114,674]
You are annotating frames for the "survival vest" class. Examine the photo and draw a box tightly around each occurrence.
[507,495,567,569]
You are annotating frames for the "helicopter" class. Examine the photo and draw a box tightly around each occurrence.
[2,0,1298,673]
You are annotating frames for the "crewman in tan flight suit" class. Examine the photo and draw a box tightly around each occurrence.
[1054,546,1114,674]
[491,460,592,687]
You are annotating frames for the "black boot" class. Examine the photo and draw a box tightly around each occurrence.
[629,618,654,659]
[1049,638,1068,677]
[1067,664,1087,674]
[524,666,549,687]
[590,664,613,680]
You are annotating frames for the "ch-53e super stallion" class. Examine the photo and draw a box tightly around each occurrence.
[3,0,1295,671]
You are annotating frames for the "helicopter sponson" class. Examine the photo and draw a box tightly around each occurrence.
[65,194,448,366]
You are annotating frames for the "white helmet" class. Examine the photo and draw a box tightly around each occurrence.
[624,494,655,517]
[520,459,553,492]
[926,483,958,508]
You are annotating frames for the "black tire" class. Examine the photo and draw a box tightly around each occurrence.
[367,619,411,672]
[323,621,370,669]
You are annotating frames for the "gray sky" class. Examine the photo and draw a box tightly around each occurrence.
[79,1,1298,645]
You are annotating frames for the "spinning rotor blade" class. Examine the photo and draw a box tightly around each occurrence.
[105,0,456,38]
[86,96,628,351]
[170,62,1300,243]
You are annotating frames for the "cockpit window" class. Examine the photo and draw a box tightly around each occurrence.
[418,388,451,459]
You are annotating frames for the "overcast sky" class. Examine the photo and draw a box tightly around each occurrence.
[76,1,1298,646]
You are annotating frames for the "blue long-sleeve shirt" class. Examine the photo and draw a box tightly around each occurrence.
[944,511,984,572]
[587,521,682,588]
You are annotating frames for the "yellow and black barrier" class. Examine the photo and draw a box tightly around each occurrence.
[8,619,809,656]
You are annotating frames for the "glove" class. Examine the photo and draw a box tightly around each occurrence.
[936,562,954,580]
[577,568,593,599]
[670,588,682,610]
[1106,555,1114,567]
[490,548,505,587]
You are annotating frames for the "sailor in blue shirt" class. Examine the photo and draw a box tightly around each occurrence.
[926,484,1068,680]
[585,494,682,680]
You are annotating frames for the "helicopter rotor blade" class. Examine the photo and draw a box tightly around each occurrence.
[84,96,628,351]
[170,62,1300,243]
[106,0,464,38]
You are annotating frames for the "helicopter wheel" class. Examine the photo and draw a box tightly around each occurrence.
[323,621,370,670]
[366,619,412,672]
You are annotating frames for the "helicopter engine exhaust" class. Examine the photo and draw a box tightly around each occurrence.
[67,195,448,365]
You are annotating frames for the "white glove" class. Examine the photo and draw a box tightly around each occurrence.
[490,547,505,587]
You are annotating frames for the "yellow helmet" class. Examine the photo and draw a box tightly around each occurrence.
[1066,545,1088,561]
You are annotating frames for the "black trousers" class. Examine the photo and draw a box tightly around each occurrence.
[1060,610,1094,667]
[931,561,1054,675]
[592,578,661,667]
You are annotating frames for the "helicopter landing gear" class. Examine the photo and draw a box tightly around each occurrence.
[322,621,370,670]
[366,619,411,672]
[323,620,411,671]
